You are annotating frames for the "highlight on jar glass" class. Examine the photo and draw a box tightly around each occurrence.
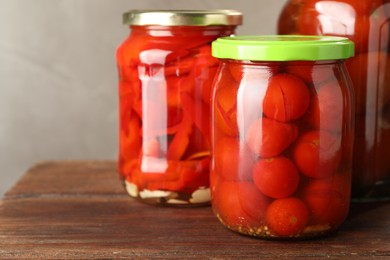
[210,35,355,239]
[278,0,390,201]
[116,10,242,206]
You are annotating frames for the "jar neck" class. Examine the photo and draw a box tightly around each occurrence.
[223,59,344,66]
[129,25,236,37]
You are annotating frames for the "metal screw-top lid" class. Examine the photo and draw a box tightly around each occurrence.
[123,10,243,26]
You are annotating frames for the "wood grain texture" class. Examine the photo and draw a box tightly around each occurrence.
[0,161,389,259]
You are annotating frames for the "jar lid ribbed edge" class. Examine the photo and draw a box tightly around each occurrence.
[123,10,243,26]
[212,35,355,61]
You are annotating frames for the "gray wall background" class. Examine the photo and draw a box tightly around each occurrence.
[0,0,286,195]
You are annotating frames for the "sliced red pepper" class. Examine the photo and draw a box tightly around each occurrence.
[146,158,210,193]
[164,50,195,77]
[119,110,142,160]
[165,74,192,107]
[142,34,218,62]
[167,106,184,128]
[119,68,141,119]
[121,159,138,182]
[119,31,221,195]
[180,91,211,141]
[132,99,143,120]
[130,159,192,189]
[166,114,193,160]
[195,45,219,68]
[182,126,210,159]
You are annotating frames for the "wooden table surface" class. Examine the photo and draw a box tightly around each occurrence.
[0,161,389,259]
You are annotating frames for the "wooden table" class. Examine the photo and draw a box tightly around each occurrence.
[0,161,389,259]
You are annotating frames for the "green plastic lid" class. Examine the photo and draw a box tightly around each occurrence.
[212,35,355,61]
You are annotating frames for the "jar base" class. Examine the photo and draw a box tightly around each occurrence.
[352,179,390,202]
[123,180,210,207]
[215,213,339,240]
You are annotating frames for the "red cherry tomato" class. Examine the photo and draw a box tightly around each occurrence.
[213,181,270,229]
[214,137,255,181]
[305,80,344,132]
[266,197,309,237]
[302,175,350,226]
[293,131,342,179]
[213,67,239,136]
[235,66,271,132]
[253,157,300,199]
[238,182,271,221]
[246,117,298,158]
[263,73,310,122]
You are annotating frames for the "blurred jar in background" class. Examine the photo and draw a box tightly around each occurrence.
[116,10,242,206]
[278,0,390,201]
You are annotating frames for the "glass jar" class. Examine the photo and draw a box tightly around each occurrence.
[116,10,242,206]
[210,36,355,239]
[278,0,390,201]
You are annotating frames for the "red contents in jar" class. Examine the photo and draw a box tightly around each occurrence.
[213,181,270,230]
[245,117,298,158]
[266,197,309,237]
[302,175,350,226]
[345,52,390,115]
[292,131,342,179]
[117,25,236,202]
[304,80,344,132]
[252,157,300,199]
[295,0,385,53]
[214,72,239,136]
[214,137,255,182]
[263,73,310,122]
[278,0,390,199]
[211,60,352,238]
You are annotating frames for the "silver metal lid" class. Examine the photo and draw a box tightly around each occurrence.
[123,10,243,26]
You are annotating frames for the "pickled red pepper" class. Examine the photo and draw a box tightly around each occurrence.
[116,10,242,205]
[119,35,216,195]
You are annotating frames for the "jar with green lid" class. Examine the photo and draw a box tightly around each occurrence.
[116,10,242,206]
[210,35,355,239]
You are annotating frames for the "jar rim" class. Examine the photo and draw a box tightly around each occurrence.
[212,35,355,61]
[122,10,243,26]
